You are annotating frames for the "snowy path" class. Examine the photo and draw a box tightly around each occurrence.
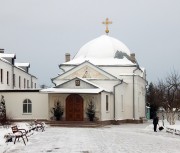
[1,122,180,153]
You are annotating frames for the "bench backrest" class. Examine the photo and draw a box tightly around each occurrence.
[11,125,18,133]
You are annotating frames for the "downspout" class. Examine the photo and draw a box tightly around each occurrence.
[144,71,148,119]
[12,59,15,89]
[133,67,139,120]
[113,79,123,120]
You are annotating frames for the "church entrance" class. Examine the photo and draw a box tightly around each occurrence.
[66,94,83,121]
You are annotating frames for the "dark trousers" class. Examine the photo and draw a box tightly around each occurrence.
[154,124,157,132]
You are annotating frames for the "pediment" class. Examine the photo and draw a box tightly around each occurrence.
[53,61,117,82]
[55,77,100,89]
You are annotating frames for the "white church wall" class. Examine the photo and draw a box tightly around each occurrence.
[59,79,96,89]
[133,76,146,119]
[100,92,114,121]
[100,66,136,78]
[114,83,127,120]
[90,79,120,92]
[123,83,134,119]
[1,92,48,120]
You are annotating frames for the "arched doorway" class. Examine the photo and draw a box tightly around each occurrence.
[66,94,83,121]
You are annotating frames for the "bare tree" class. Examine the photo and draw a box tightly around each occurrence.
[156,71,180,125]
[147,82,161,119]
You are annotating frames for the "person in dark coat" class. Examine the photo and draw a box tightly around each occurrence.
[153,116,159,132]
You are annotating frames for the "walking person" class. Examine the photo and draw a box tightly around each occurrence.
[153,116,159,132]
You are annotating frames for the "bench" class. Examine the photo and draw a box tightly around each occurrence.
[11,125,28,145]
[34,120,45,132]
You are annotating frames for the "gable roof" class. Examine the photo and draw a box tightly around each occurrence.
[41,77,111,94]
[52,60,118,83]
[55,77,103,89]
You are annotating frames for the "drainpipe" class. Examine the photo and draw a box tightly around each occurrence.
[113,80,123,120]
[133,67,139,120]
[144,71,148,119]
[12,59,15,89]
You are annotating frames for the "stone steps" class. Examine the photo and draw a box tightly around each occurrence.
[45,121,102,128]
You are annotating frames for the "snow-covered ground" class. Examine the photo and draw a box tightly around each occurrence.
[1,120,180,153]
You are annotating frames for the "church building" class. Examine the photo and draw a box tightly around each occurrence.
[1,19,147,124]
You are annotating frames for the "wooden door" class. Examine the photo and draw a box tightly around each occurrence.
[66,94,83,121]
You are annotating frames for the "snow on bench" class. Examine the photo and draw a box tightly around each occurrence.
[166,125,180,135]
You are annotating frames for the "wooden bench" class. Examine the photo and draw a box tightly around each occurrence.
[11,125,28,145]
[34,120,45,132]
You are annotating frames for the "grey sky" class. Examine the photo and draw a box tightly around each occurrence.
[0,0,180,86]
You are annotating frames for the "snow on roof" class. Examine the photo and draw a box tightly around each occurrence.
[40,88,104,94]
[74,35,130,59]
[62,35,134,66]
[0,57,11,64]
[15,62,30,67]
[63,57,134,66]
[0,53,16,58]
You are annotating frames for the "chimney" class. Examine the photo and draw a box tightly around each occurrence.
[65,53,70,62]
[130,53,136,63]
[0,48,4,53]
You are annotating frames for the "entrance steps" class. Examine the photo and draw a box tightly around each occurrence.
[45,121,102,128]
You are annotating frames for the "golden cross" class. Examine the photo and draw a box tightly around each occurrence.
[102,18,112,34]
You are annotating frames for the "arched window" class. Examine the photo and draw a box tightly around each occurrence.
[23,99,32,113]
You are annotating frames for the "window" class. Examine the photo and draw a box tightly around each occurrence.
[24,78,26,88]
[23,99,32,113]
[13,74,16,87]
[0,69,3,83]
[34,83,36,88]
[19,76,21,88]
[7,71,9,85]
[27,80,29,88]
[106,95,109,111]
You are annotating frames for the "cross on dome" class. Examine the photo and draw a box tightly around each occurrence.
[102,18,112,35]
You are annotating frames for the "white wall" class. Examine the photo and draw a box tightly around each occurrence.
[134,76,146,119]
[0,60,13,89]
[0,58,38,90]
[100,92,113,121]
[13,67,38,89]
[1,92,48,120]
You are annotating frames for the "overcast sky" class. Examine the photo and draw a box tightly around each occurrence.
[0,0,180,87]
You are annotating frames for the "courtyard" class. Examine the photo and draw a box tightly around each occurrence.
[1,121,180,153]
